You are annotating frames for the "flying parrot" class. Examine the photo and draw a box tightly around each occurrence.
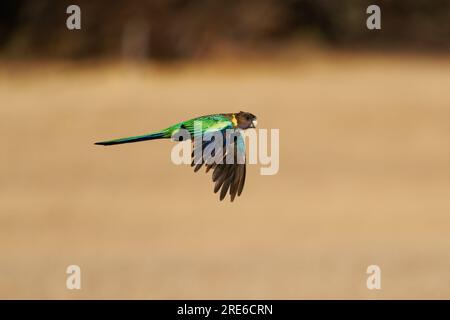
[95,111,257,201]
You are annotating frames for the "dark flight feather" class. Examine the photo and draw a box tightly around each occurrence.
[192,130,247,202]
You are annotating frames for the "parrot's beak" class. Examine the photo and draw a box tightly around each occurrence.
[250,119,257,128]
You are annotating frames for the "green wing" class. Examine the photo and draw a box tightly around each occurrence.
[172,114,233,138]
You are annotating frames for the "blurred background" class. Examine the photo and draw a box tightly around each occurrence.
[1,0,450,299]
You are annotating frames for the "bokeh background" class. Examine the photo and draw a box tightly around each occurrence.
[1,0,450,299]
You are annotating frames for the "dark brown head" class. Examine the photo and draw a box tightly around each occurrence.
[235,111,257,129]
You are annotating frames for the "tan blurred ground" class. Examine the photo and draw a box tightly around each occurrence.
[1,53,450,299]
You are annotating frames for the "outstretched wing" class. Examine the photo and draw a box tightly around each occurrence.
[191,129,247,202]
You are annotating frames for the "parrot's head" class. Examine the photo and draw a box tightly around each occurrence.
[236,111,257,129]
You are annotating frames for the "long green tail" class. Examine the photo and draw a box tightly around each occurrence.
[95,129,171,146]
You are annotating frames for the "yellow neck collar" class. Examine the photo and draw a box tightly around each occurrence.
[231,114,238,127]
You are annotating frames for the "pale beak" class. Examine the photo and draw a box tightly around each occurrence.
[250,119,257,128]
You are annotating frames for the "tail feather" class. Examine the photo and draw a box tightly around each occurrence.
[95,130,168,146]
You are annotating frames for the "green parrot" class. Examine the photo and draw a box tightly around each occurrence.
[95,111,257,201]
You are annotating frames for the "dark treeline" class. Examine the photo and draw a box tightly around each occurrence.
[0,0,449,60]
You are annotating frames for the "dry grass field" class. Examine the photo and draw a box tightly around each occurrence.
[1,52,450,299]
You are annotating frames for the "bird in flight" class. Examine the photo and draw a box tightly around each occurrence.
[95,111,257,201]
